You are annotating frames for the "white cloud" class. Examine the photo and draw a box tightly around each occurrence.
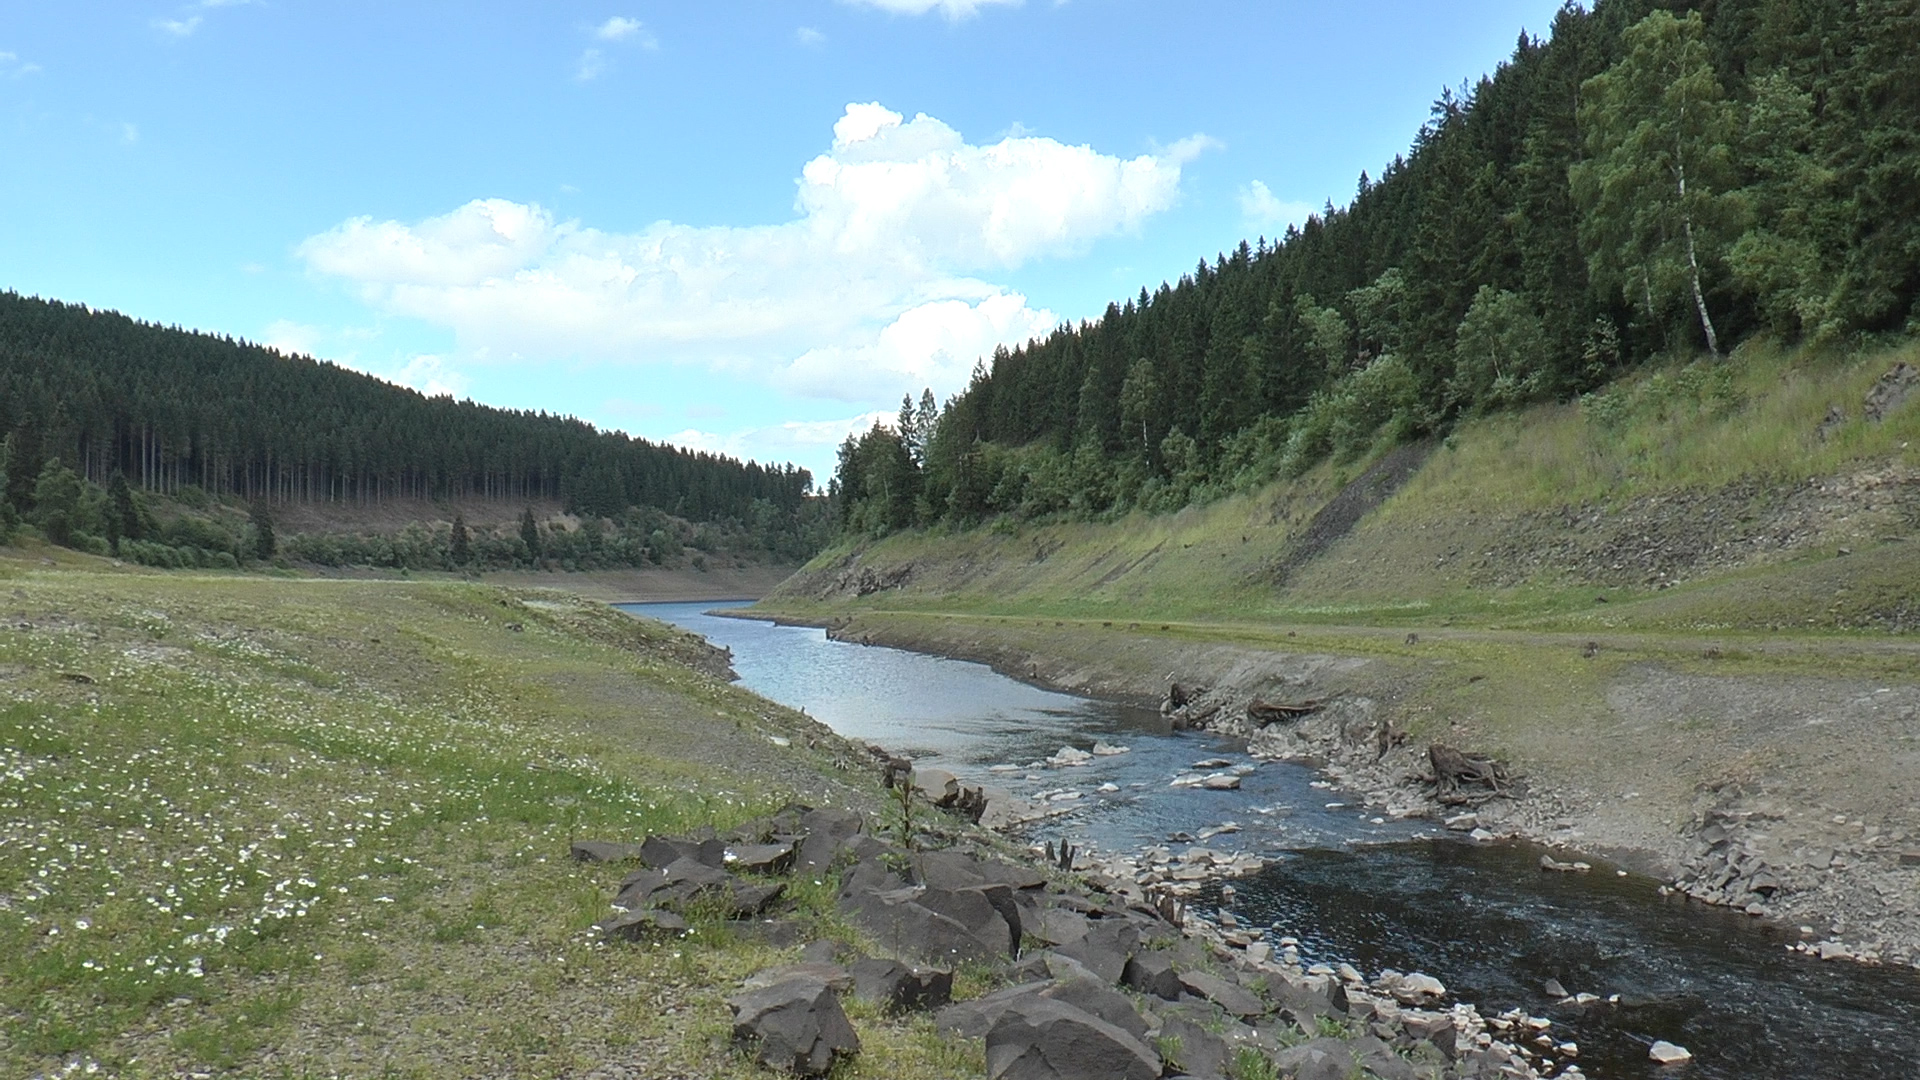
[263,319,323,356]
[841,0,1022,19]
[667,411,896,470]
[574,48,608,82]
[389,354,468,399]
[119,122,140,145]
[0,51,42,78]
[153,16,203,38]
[1239,180,1314,235]
[796,27,826,46]
[594,16,656,46]
[299,102,1200,410]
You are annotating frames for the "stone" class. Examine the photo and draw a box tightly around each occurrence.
[796,808,865,872]
[1350,1034,1418,1080]
[727,880,787,917]
[932,982,1048,1039]
[1542,978,1568,999]
[913,768,960,806]
[743,962,855,994]
[1393,972,1447,1003]
[1648,1040,1693,1065]
[1041,976,1152,1039]
[838,884,1016,966]
[1152,1012,1232,1080]
[1178,969,1267,1018]
[1121,949,1184,1000]
[640,835,727,870]
[727,976,861,1077]
[1193,758,1234,769]
[850,957,951,1012]
[1900,850,1920,867]
[984,997,1161,1080]
[726,841,797,875]
[1032,908,1093,947]
[1272,1037,1357,1080]
[613,857,733,912]
[570,839,646,863]
[1091,742,1130,756]
[596,907,688,941]
[1048,746,1094,767]
[916,883,1023,957]
[1201,773,1243,791]
[1443,814,1479,832]
[1053,917,1139,983]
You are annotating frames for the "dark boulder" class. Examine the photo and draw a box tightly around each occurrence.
[797,808,865,871]
[1120,949,1183,1000]
[726,841,797,875]
[1177,969,1267,1019]
[595,907,688,941]
[984,997,1161,1080]
[1052,917,1138,983]
[640,834,727,870]
[932,982,1048,1039]
[1039,977,1150,1040]
[850,957,952,1012]
[727,976,861,1077]
[1272,1038,1357,1080]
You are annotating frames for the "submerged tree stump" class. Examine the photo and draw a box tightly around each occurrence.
[1428,743,1513,805]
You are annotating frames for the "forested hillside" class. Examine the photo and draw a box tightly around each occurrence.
[834,0,1920,535]
[0,292,825,562]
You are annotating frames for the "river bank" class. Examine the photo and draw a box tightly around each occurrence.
[743,604,1920,973]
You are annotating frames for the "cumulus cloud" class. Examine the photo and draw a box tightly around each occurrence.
[841,0,1022,19]
[796,26,826,46]
[577,16,656,80]
[1239,180,1314,234]
[594,16,650,42]
[667,410,897,469]
[299,102,1202,406]
[152,0,255,39]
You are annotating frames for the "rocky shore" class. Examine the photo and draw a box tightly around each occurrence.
[786,611,1920,975]
[576,791,1601,1079]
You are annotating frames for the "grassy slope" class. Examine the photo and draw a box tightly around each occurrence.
[0,546,979,1080]
[767,340,1920,633]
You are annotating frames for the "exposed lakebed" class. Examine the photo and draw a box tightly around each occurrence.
[629,602,1920,1080]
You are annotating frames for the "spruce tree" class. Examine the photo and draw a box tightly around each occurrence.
[450,513,471,566]
[249,501,276,561]
[520,508,541,561]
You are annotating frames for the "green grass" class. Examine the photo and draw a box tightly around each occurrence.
[0,550,985,1079]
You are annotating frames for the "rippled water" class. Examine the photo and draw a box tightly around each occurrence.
[628,602,1920,1080]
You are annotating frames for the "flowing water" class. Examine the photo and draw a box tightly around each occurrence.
[629,602,1920,1080]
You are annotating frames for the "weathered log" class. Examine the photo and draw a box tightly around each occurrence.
[1246,697,1324,725]
[950,786,987,824]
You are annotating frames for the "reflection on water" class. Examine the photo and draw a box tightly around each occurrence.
[628,602,1920,1080]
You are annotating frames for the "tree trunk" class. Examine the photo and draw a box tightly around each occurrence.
[1675,156,1721,358]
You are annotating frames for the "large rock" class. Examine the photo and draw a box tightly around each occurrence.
[1152,1011,1233,1079]
[933,982,1049,1039]
[1121,950,1184,1000]
[1649,1040,1693,1065]
[1053,917,1139,983]
[1032,908,1092,947]
[1040,977,1151,1040]
[1349,1035,1419,1080]
[913,767,960,806]
[726,841,797,875]
[984,997,1161,1080]
[1178,969,1267,1019]
[595,907,687,940]
[797,808,865,871]
[913,849,1046,892]
[1272,1037,1357,1080]
[727,976,861,1077]
[850,957,952,1012]
[838,885,1015,966]
[614,856,731,911]
[640,834,727,870]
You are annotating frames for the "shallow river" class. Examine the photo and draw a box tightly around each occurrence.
[629,602,1920,1080]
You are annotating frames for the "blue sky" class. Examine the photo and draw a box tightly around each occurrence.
[1,0,1565,485]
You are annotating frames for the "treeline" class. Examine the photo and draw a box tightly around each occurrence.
[0,290,818,550]
[835,0,1920,535]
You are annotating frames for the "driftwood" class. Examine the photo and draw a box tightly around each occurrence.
[1428,743,1514,805]
[881,756,912,790]
[1246,697,1325,725]
[1045,839,1078,871]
